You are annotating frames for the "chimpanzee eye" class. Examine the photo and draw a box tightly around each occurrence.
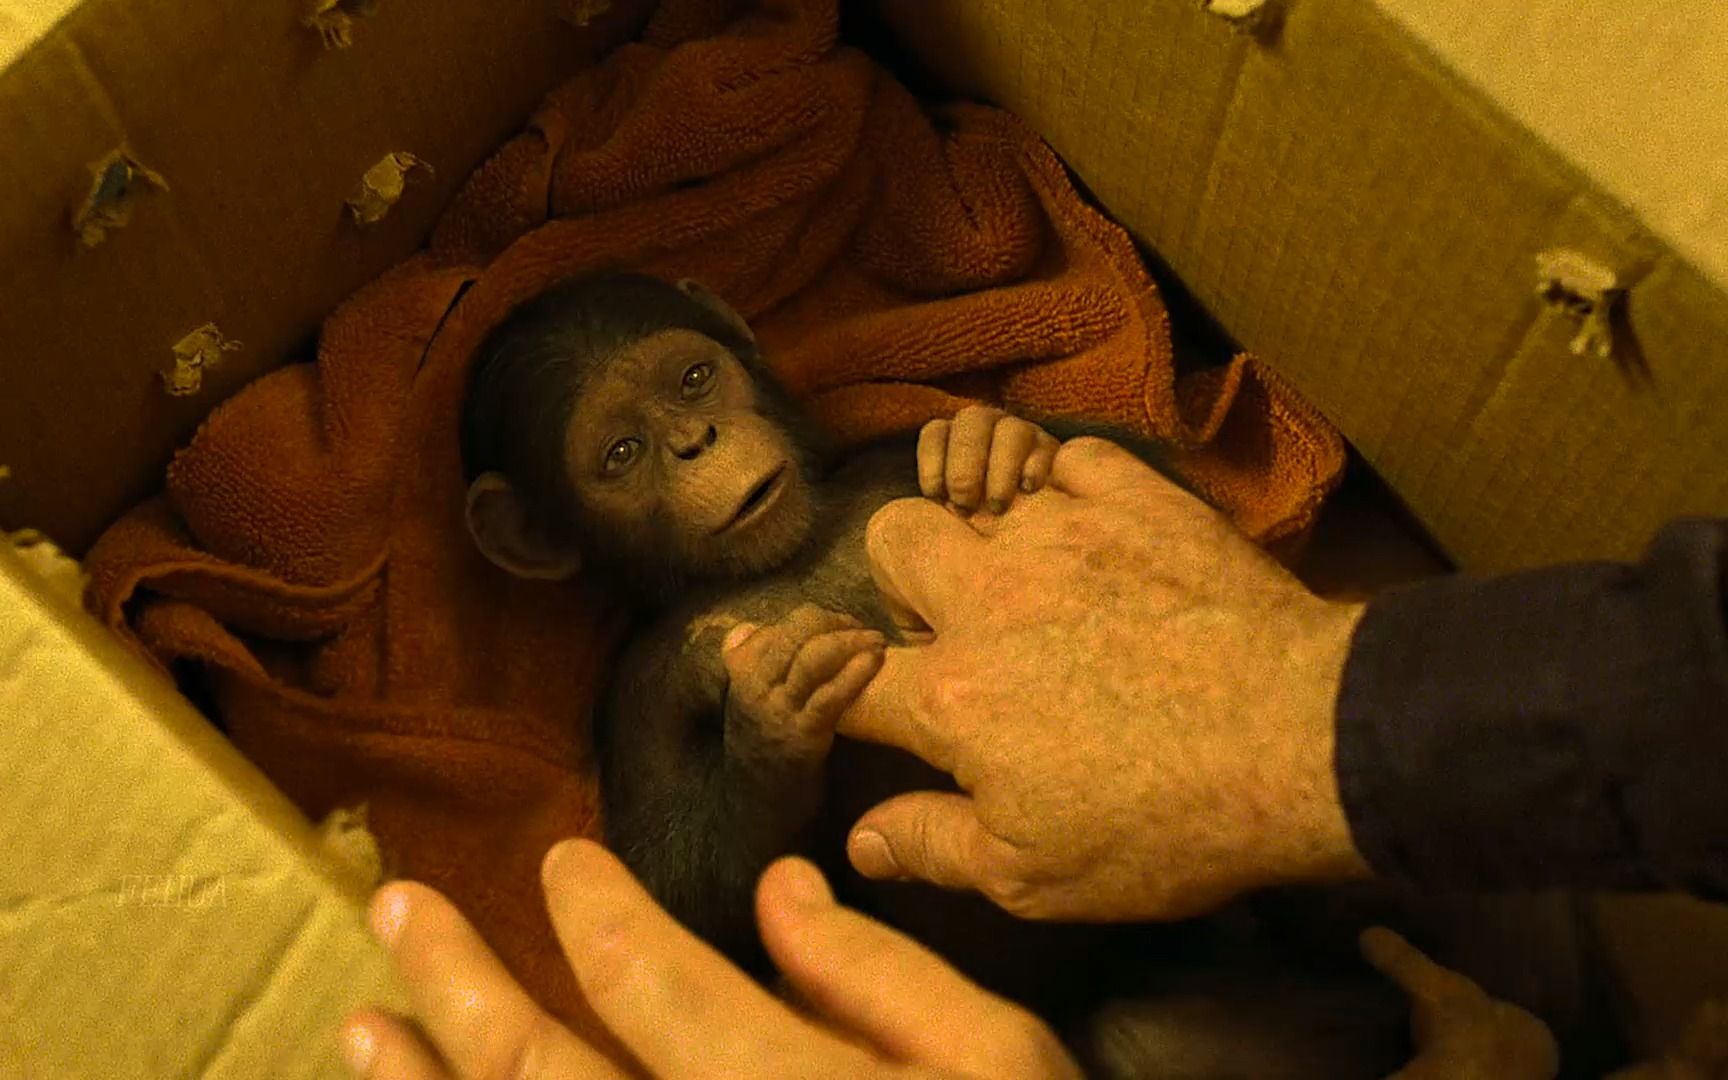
[681,362,714,397]
[603,438,640,476]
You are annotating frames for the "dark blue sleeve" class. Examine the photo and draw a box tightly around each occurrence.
[1334,517,1728,898]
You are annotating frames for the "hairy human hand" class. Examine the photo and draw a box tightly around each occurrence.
[841,436,1373,922]
[340,841,1079,1079]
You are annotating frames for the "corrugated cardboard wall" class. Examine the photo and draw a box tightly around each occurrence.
[0,0,651,553]
[1379,0,1728,293]
[0,543,409,1078]
[867,0,1728,573]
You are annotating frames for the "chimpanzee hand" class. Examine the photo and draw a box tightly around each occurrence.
[918,406,1061,516]
[1362,927,1559,1080]
[722,603,885,763]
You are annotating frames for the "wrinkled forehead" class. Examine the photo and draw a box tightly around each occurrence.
[571,328,736,417]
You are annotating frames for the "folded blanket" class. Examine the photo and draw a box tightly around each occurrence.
[84,0,1344,1037]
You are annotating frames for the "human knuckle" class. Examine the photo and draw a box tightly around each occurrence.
[1063,435,1112,456]
[488,1013,562,1080]
[986,1010,1069,1077]
[981,871,1044,919]
[865,501,912,550]
[906,803,944,865]
[577,911,652,1000]
[924,672,970,715]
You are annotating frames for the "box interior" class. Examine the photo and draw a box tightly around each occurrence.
[3,0,1726,1072]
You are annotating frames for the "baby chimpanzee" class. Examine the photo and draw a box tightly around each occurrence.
[460,272,1411,1076]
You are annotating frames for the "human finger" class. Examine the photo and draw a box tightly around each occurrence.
[368,882,619,1079]
[847,791,1023,897]
[984,419,1038,513]
[340,1009,451,1080]
[756,858,1082,1080]
[917,419,952,501]
[835,647,959,774]
[1048,435,1182,500]
[863,498,987,637]
[944,405,1004,511]
[542,840,833,1077]
[802,648,885,724]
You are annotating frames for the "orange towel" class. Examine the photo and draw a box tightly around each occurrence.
[84,0,1344,1038]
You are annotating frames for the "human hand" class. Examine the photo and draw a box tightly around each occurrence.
[841,435,1373,922]
[339,839,1080,1079]
[917,405,1060,515]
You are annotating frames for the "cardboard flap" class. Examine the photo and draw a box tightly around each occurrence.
[0,543,409,1078]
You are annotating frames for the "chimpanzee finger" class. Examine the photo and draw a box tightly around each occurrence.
[725,604,860,694]
[781,629,887,707]
[984,419,1040,513]
[801,649,886,727]
[945,406,1005,511]
[917,419,952,501]
[1020,431,1061,494]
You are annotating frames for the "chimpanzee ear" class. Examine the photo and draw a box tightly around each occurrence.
[465,472,582,581]
[676,278,755,345]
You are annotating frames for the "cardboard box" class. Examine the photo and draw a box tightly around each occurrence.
[0,539,408,1078]
[3,0,1725,1073]
[865,0,1728,575]
[0,0,650,553]
[0,1,648,1074]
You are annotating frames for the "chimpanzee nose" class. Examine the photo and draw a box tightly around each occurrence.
[669,422,718,460]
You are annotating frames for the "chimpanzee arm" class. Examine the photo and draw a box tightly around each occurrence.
[595,606,879,971]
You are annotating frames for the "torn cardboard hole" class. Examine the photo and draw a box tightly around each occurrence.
[70,148,168,248]
[553,0,614,27]
[346,152,433,226]
[303,0,378,50]
[315,804,385,892]
[8,528,86,604]
[163,324,242,397]
[1536,248,1625,360]
[1200,0,1278,35]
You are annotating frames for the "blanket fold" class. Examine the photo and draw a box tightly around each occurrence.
[84,0,1344,1034]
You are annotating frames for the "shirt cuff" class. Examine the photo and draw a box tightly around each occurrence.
[1333,518,1728,896]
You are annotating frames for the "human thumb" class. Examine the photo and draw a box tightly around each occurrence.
[848,792,1018,894]
[862,498,985,637]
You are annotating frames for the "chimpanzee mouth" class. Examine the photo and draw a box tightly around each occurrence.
[721,465,788,532]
